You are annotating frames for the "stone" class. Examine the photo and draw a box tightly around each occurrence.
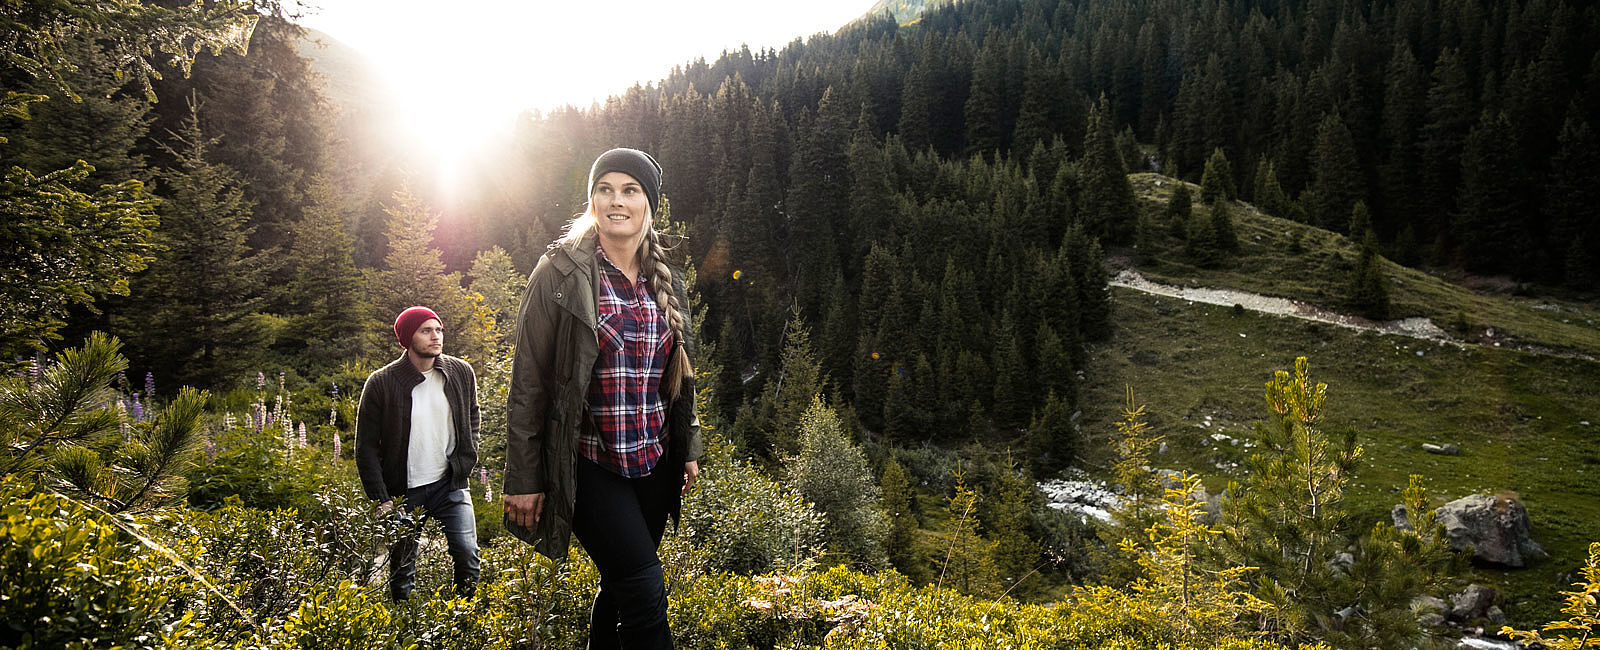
[1435,494,1549,567]
[1412,595,1449,628]
[1422,442,1462,455]
[1392,504,1414,532]
[1448,584,1498,623]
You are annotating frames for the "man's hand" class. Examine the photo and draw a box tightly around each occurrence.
[504,493,545,529]
[377,499,395,516]
[682,461,699,496]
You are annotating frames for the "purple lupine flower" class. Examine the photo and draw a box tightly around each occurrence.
[115,370,129,394]
[28,355,42,381]
[129,393,144,421]
[298,422,307,449]
[144,372,155,399]
[277,371,285,392]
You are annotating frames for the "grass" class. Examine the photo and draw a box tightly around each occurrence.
[1126,173,1600,358]
[1077,285,1600,628]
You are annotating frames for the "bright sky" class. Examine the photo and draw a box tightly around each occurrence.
[297,0,871,182]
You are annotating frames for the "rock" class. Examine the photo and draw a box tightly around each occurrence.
[1392,504,1414,531]
[1485,606,1505,627]
[1422,442,1463,455]
[1327,551,1355,573]
[1435,494,1549,567]
[1449,585,1498,623]
[1413,595,1448,628]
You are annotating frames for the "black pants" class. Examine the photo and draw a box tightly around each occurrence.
[389,477,480,601]
[571,457,674,650]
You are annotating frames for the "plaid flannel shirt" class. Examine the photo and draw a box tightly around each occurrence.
[579,246,671,478]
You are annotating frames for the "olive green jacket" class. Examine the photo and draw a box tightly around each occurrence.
[502,231,702,560]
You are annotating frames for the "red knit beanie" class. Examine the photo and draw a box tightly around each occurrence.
[394,306,441,348]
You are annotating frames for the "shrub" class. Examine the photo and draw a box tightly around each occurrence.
[681,454,824,575]
[0,477,201,649]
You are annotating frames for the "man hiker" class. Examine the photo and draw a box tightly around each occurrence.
[356,306,481,600]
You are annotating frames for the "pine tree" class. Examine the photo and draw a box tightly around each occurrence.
[982,458,1044,598]
[1165,183,1193,237]
[787,397,888,569]
[898,60,934,154]
[1545,114,1599,287]
[284,173,367,372]
[467,246,525,343]
[120,98,266,389]
[989,311,1029,430]
[1079,95,1137,244]
[764,305,825,458]
[1199,148,1235,204]
[1455,111,1530,274]
[1209,196,1239,253]
[1218,357,1360,642]
[963,39,1007,156]
[879,457,929,582]
[1310,111,1365,232]
[1026,390,1076,477]
[370,186,492,365]
[1186,201,1224,268]
[1348,227,1391,320]
[939,468,1000,597]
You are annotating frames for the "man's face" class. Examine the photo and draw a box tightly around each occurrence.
[410,318,444,358]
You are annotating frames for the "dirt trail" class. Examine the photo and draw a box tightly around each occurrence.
[1109,269,1594,361]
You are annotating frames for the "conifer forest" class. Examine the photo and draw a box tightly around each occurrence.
[3,0,1599,648]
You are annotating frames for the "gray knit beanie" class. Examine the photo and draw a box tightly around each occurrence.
[587,148,662,215]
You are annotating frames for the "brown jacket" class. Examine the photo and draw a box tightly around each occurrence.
[503,231,702,559]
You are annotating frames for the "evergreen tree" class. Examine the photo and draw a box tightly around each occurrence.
[1165,182,1193,237]
[765,306,825,458]
[1310,111,1364,232]
[879,457,929,583]
[1348,228,1391,320]
[963,38,1007,156]
[1455,110,1530,274]
[898,60,934,154]
[1209,196,1239,253]
[787,397,888,569]
[1545,114,1599,287]
[1218,358,1358,642]
[1199,148,1235,204]
[1026,390,1076,477]
[940,468,1000,597]
[370,186,493,365]
[283,173,367,372]
[989,311,1029,430]
[119,99,266,389]
[1187,198,1224,268]
[1079,95,1137,243]
[981,458,1044,599]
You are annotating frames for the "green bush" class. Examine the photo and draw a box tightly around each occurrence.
[187,426,347,511]
[680,455,824,575]
[0,477,201,650]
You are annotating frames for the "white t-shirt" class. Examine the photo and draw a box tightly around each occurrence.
[407,367,456,488]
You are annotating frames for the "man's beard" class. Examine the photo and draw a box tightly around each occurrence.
[412,348,441,359]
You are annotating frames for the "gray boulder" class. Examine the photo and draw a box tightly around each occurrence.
[1435,494,1548,567]
[1412,595,1448,628]
[1448,584,1498,623]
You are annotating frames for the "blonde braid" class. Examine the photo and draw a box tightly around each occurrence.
[645,228,692,399]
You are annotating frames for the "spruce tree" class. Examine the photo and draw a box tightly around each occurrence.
[982,459,1044,599]
[120,99,265,389]
[283,173,368,372]
[1166,183,1194,237]
[1455,111,1528,273]
[1199,148,1235,204]
[1310,111,1365,232]
[879,457,929,582]
[370,186,492,365]
[787,397,888,569]
[1348,228,1391,320]
[1210,196,1239,253]
[1545,114,1599,287]
[766,306,824,457]
[1026,390,1076,477]
[1079,95,1137,244]
[940,468,1000,597]
[989,311,1029,430]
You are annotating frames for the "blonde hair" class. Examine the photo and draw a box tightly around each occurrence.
[559,203,693,400]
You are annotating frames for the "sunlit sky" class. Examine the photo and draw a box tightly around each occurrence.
[297,0,873,172]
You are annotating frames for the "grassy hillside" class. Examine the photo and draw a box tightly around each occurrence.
[1077,174,1600,626]
[1125,173,1600,359]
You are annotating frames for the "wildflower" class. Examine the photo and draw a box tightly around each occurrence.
[144,372,155,399]
[256,371,265,391]
[129,393,144,421]
[332,430,342,458]
[28,355,42,382]
[329,383,339,427]
[223,412,237,431]
[298,422,308,449]
[480,467,492,500]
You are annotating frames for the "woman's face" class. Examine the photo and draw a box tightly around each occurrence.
[591,171,650,244]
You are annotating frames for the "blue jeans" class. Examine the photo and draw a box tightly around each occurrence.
[389,477,480,600]
[572,457,675,649]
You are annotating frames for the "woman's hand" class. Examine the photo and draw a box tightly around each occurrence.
[681,461,699,495]
[503,493,545,529]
